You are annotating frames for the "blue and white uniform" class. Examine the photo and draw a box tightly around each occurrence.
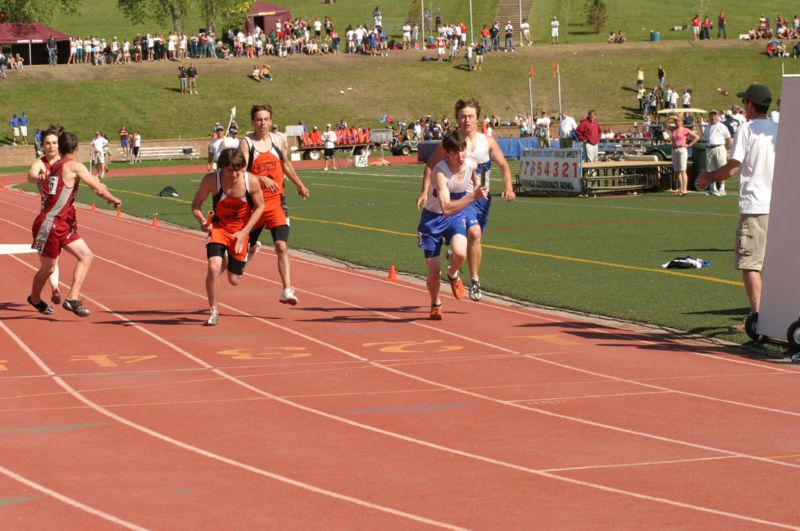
[464,132,493,231]
[417,157,476,258]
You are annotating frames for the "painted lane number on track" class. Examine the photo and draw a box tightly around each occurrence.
[218,347,310,360]
[70,355,158,368]
[362,340,462,353]
[0,360,7,371]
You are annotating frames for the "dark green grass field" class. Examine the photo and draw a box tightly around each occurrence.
[17,163,758,344]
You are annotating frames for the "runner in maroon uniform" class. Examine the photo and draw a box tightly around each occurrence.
[27,126,63,304]
[28,131,122,317]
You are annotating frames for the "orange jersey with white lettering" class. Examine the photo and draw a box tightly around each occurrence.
[244,134,285,201]
[211,170,255,233]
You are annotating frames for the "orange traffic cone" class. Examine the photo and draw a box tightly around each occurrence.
[116,208,122,218]
[386,264,398,281]
[150,214,159,228]
[90,203,97,212]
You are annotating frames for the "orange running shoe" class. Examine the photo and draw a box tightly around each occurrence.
[448,273,464,300]
[430,303,443,320]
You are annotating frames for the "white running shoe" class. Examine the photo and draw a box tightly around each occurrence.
[280,288,298,306]
[205,307,219,326]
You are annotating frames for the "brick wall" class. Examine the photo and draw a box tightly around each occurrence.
[0,138,213,169]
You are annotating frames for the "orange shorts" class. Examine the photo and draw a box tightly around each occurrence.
[207,226,249,263]
[256,195,288,229]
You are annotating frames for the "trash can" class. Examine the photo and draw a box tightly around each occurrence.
[650,31,661,42]
[689,141,708,189]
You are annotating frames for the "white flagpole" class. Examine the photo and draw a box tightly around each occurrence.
[528,78,534,121]
[421,0,426,49]
[226,106,237,135]
[469,0,474,45]
[557,64,563,116]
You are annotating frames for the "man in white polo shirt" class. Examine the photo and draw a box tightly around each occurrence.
[702,110,732,196]
[91,131,109,179]
[696,84,779,330]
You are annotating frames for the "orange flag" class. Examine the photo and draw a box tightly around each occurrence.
[528,64,535,80]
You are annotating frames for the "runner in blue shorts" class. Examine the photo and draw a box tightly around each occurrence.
[417,130,488,320]
[417,98,516,302]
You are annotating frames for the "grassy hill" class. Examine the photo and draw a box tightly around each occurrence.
[50,0,800,44]
[3,39,795,144]
[2,1,798,143]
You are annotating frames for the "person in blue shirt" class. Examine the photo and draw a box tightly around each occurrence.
[18,112,29,145]
[10,113,20,145]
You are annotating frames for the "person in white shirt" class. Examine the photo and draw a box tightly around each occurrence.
[504,21,514,51]
[682,89,692,108]
[696,84,779,326]
[322,123,337,170]
[770,98,780,123]
[702,110,732,196]
[558,111,578,148]
[207,126,225,170]
[521,19,532,46]
[91,132,109,178]
[535,111,551,147]
[668,88,679,109]
[550,17,560,45]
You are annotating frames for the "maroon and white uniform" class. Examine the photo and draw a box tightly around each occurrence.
[31,159,81,258]
[37,156,53,211]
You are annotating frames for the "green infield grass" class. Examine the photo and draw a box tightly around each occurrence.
[17,163,763,345]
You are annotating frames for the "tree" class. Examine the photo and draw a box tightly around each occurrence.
[697,0,711,18]
[200,0,251,34]
[561,0,573,44]
[117,0,190,34]
[584,0,608,34]
[0,0,80,23]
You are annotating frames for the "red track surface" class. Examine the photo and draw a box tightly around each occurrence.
[2,185,800,529]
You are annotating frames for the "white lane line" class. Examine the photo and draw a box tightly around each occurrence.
[510,390,674,403]
[541,455,741,474]
[0,317,466,531]
[0,463,147,530]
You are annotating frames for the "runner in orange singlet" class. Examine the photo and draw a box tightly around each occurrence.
[240,104,310,306]
[191,148,264,326]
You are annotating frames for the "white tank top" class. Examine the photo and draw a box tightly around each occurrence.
[423,157,476,214]
[467,132,491,192]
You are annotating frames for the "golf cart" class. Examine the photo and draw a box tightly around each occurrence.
[645,108,708,161]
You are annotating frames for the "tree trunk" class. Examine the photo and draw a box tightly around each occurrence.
[204,0,218,34]
[171,6,183,34]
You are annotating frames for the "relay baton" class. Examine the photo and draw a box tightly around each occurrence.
[480,165,486,188]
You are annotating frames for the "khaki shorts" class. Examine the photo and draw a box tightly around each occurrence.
[735,214,769,271]
[672,147,688,171]
[706,145,727,171]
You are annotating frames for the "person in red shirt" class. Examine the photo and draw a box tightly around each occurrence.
[702,16,713,40]
[28,131,122,317]
[575,110,603,162]
[691,15,701,40]
[717,11,727,39]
